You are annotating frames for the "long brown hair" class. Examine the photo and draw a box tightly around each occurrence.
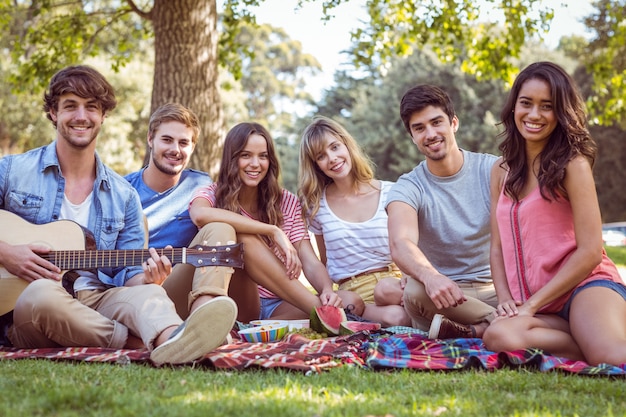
[498,61,596,201]
[214,122,283,226]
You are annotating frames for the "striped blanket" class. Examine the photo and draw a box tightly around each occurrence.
[1,331,625,376]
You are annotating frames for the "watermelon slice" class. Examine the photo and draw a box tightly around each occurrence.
[309,305,347,336]
[339,321,382,335]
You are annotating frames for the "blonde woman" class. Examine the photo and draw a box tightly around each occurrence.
[299,116,410,327]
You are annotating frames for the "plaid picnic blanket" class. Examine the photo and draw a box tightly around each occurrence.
[1,330,625,376]
[0,332,368,373]
[364,333,626,376]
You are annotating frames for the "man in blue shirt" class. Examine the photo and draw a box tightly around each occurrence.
[0,66,236,364]
[125,103,213,249]
[126,103,239,321]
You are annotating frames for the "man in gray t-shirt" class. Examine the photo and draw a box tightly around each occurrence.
[385,84,497,338]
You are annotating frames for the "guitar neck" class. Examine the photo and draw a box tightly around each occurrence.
[41,248,186,270]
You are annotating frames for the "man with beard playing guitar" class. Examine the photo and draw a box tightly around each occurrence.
[0,66,238,365]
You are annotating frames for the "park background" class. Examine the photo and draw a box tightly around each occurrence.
[0,0,624,222]
[1,3,626,416]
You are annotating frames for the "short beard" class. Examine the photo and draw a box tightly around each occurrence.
[151,150,183,176]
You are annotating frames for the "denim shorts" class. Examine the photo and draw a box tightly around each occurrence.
[259,297,283,320]
[557,279,626,320]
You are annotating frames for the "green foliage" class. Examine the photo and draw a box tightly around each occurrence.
[0,49,53,154]
[0,360,625,416]
[336,0,553,85]
[1,0,149,95]
[581,0,626,125]
[276,134,301,194]
[219,0,261,79]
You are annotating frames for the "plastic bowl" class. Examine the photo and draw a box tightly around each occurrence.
[249,320,288,327]
[286,319,310,330]
[250,319,310,331]
[238,324,288,343]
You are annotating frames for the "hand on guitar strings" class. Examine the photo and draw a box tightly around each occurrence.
[141,246,173,285]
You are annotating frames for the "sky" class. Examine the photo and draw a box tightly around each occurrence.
[242,0,596,99]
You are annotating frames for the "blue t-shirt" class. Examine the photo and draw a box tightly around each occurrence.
[125,168,212,248]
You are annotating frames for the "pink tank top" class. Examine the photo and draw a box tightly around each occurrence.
[496,185,621,313]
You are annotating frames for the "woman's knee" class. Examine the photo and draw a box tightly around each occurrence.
[340,291,365,316]
[380,305,410,327]
[374,278,403,306]
[583,347,626,367]
[483,320,520,352]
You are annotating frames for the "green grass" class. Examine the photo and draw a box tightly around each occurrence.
[606,245,626,267]
[0,360,624,416]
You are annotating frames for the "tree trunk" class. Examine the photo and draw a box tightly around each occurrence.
[148,0,223,176]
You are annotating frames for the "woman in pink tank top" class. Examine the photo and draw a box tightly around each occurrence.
[483,62,626,366]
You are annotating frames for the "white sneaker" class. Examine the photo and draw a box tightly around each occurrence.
[150,296,237,365]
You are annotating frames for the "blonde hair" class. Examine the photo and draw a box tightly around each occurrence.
[298,116,375,220]
[148,103,201,144]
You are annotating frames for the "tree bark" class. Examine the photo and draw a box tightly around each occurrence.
[148,0,223,175]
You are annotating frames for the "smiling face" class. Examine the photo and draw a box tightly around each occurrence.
[148,120,195,176]
[50,93,104,149]
[407,105,459,161]
[514,78,558,149]
[238,133,270,189]
[314,133,352,181]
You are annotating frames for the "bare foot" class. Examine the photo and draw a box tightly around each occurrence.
[473,321,489,338]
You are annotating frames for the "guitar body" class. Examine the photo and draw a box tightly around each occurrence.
[0,211,87,315]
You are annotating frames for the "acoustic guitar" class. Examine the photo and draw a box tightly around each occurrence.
[0,210,244,315]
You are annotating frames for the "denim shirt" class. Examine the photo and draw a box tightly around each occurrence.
[0,141,145,287]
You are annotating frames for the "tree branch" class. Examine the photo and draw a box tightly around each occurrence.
[125,0,152,20]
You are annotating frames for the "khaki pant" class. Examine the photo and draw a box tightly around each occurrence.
[403,277,497,331]
[162,222,236,319]
[9,223,236,349]
[9,279,180,349]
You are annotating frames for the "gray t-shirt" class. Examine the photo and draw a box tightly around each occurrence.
[386,150,497,282]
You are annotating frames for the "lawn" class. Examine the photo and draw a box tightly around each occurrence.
[0,360,624,417]
[1,246,625,417]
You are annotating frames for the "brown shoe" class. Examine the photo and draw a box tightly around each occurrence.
[428,314,476,339]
